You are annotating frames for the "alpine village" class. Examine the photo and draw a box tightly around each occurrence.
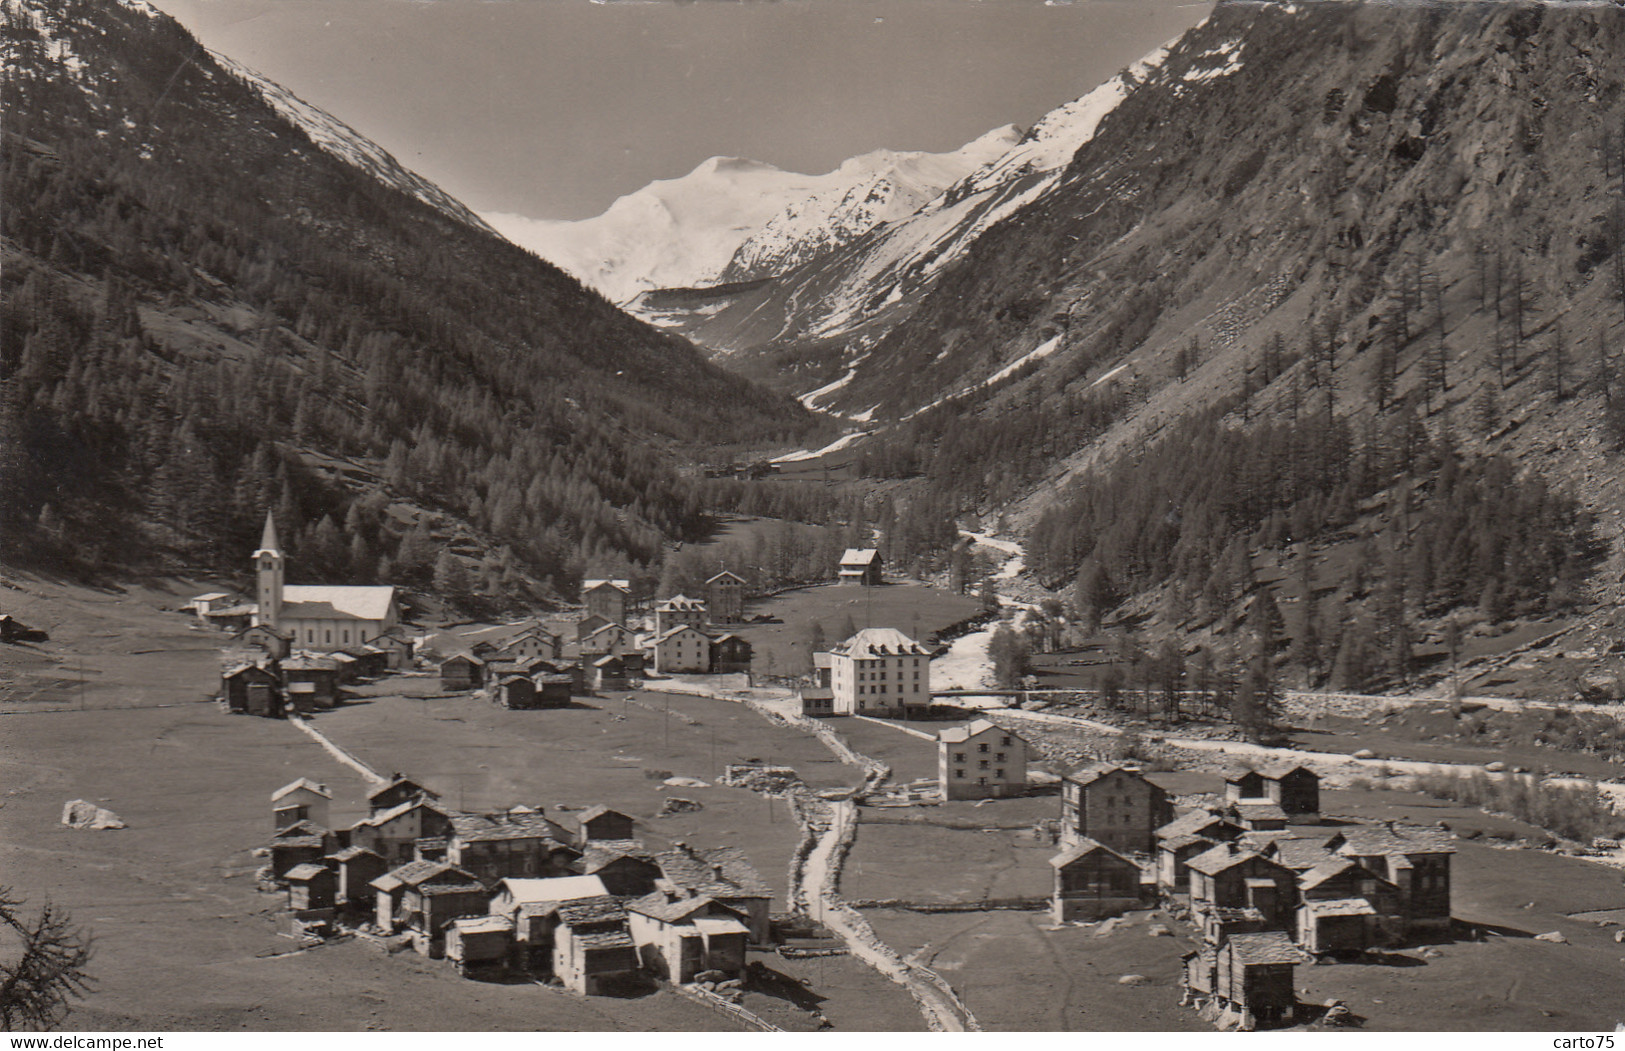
[4,0,1625,1036]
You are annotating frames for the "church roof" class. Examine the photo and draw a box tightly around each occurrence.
[281,585,397,622]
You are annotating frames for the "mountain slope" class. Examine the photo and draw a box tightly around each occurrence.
[0,0,818,595]
[487,128,1020,305]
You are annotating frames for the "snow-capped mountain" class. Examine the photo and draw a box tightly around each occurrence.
[626,36,1183,384]
[211,53,497,235]
[484,129,1022,305]
[718,125,1022,283]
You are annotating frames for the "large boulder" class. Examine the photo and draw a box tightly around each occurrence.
[61,799,126,830]
[1579,668,1622,701]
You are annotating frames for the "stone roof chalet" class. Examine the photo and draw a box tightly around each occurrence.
[1186,841,1274,877]
[657,843,771,899]
[271,778,330,803]
[1331,823,1456,858]
[1049,837,1136,869]
[1156,809,1236,841]
[1226,930,1310,966]
[370,860,481,894]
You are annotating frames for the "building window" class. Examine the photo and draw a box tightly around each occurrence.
[995,769,1005,779]
[325,630,332,645]
[995,753,1005,762]
[1001,736,1011,747]
[954,769,965,779]
[979,760,989,769]
[978,743,989,753]
[954,752,966,762]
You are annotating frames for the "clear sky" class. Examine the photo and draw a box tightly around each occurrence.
[153,0,1211,221]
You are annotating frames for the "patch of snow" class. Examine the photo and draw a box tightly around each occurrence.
[984,334,1063,388]
[798,367,858,410]
[1090,362,1129,387]
[771,429,872,465]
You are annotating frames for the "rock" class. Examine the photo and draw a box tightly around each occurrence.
[1324,1003,1355,1025]
[694,969,729,984]
[1419,947,1442,958]
[1533,931,1568,943]
[61,799,126,830]
[1117,974,1150,986]
[1352,749,1377,760]
[663,776,710,789]
[1148,924,1173,937]
[1579,668,1622,701]
[658,797,704,816]
[1613,930,1625,944]
[1484,761,1507,773]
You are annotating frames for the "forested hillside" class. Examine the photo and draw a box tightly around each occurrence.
[0,0,821,599]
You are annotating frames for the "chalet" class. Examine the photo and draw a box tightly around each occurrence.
[1186,842,1297,934]
[439,653,485,690]
[1049,838,1145,922]
[653,595,708,635]
[447,812,580,886]
[233,623,291,659]
[284,863,337,912]
[367,775,440,815]
[581,579,630,626]
[252,513,400,649]
[495,675,536,709]
[364,630,415,669]
[1155,810,1245,892]
[576,805,636,846]
[655,843,773,943]
[1255,834,1339,874]
[350,797,457,867]
[324,650,361,684]
[487,875,612,971]
[577,844,662,897]
[709,633,752,675]
[552,896,639,995]
[1225,764,1320,820]
[626,892,750,982]
[222,662,281,716]
[187,591,235,621]
[370,861,489,956]
[446,914,515,977]
[349,646,390,678]
[838,548,883,586]
[281,656,340,707]
[576,614,613,642]
[706,570,746,625]
[799,686,835,719]
[591,654,629,692]
[620,649,646,679]
[500,628,560,662]
[1061,765,1174,856]
[1326,823,1455,935]
[581,622,633,659]
[937,719,1028,800]
[828,627,932,716]
[326,845,387,912]
[1184,930,1307,1030]
[271,778,331,831]
[202,602,258,633]
[1296,856,1401,954]
[650,625,711,674]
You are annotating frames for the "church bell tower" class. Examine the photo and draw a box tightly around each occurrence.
[253,511,284,631]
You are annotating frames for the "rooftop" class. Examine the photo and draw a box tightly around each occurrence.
[839,548,880,566]
[1333,823,1457,857]
[271,777,330,803]
[657,844,771,899]
[831,627,930,659]
[556,895,627,926]
[495,875,609,905]
[281,585,397,622]
[939,718,1021,745]
[1226,930,1309,966]
[1049,837,1136,868]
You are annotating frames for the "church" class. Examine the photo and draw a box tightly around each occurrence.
[251,512,400,649]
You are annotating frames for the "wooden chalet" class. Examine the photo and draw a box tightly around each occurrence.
[281,656,340,707]
[446,914,515,976]
[269,820,330,879]
[575,805,635,846]
[327,845,387,914]
[495,675,536,709]
[284,863,337,912]
[367,775,442,815]
[705,570,746,625]
[1296,856,1400,954]
[590,653,629,692]
[446,812,581,885]
[439,653,485,690]
[1049,838,1145,922]
[1225,764,1321,819]
[655,843,773,944]
[837,548,883,586]
[222,662,282,716]
[1326,823,1455,936]
[350,797,457,867]
[1061,765,1174,856]
[708,633,752,675]
[1155,809,1245,893]
[271,777,331,831]
[576,844,662,897]
[1186,842,1298,933]
[233,623,291,659]
[370,860,489,957]
[1184,930,1308,1030]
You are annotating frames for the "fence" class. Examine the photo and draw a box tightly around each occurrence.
[665,981,784,1032]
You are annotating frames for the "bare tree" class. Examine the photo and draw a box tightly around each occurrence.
[0,887,94,1031]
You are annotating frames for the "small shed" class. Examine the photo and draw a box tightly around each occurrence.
[496,675,536,709]
[440,653,485,690]
[575,805,635,846]
[287,680,317,715]
[446,915,515,976]
[800,687,835,718]
[282,657,340,707]
[284,863,338,911]
[327,845,387,910]
[536,674,574,707]
[1213,931,1308,1029]
[222,663,281,716]
[591,654,628,692]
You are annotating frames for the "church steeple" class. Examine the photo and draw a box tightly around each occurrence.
[253,511,284,631]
